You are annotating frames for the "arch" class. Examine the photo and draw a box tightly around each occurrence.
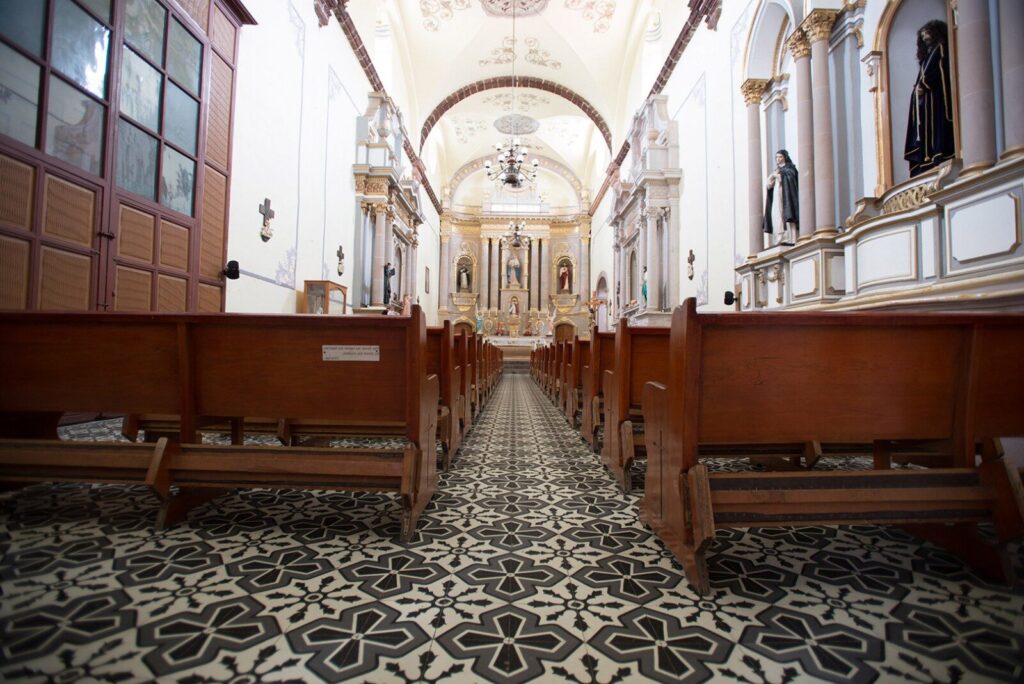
[744,0,801,80]
[420,77,613,153]
[454,321,474,337]
[449,155,584,208]
[595,273,609,298]
[554,321,576,343]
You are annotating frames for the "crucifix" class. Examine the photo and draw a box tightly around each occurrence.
[336,245,345,276]
[687,249,696,281]
[258,198,275,242]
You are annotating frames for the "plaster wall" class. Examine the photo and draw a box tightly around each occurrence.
[225,0,369,314]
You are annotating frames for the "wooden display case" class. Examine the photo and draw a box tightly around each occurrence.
[302,280,347,315]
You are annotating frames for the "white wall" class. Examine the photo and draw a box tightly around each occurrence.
[225,0,370,314]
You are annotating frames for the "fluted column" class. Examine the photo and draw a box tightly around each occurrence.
[383,206,395,303]
[439,234,451,311]
[788,30,815,240]
[643,210,659,310]
[529,238,540,309]
[480,236,490,310]
[370,204,385,305]
[999,0,1023,157]
[958,0,996,170]
[805,10,838,233]
[667,201,680,306]
[408,233,418,301]
[580,236,590,300]
[540,239,551,312]
[742,79,770,256]
[489,238,499,310]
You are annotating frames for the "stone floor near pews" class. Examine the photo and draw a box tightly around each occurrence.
[1,375,1022,683]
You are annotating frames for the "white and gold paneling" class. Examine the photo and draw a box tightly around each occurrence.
[943,182,1023,278]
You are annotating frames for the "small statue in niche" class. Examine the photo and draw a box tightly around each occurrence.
[762,150,799,246]
[558,262,572,293]
[383,262,395,305]
[641,267,648,304]
[457,263,472,292]
[905,20,954,177]
[506,251,522,288]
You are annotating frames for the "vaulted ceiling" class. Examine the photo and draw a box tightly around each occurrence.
[344,0,689,210]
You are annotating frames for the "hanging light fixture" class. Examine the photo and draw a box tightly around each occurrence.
[504,218,530,248]
[485,0,539,189]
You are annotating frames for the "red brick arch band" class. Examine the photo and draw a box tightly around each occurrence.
[419,77,613,154]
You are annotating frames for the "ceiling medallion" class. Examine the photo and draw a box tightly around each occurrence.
[479,0,548,18]
[494,114,540,135]
[479,36,562,69]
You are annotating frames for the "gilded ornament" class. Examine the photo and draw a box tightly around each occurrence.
[802,10,839,44]
[740,79,770,106]
[787,30,811,59]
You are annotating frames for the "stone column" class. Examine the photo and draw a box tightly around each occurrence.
[480,236,490,310]
[370,204,385,305]
[529,238,540,309]
[958,0,996,171]
[383,207,396,304]
[489,238,499,310]
[580,236,590,300]
[805,10,838,233]
[439,233,450,311]
[742,79,769,256]
[644,209,660,310]
[788,30,815,240]
[540,239,551,312]
[408,233,418,301]
[667,201,680,306]
[1000,0,1023,157]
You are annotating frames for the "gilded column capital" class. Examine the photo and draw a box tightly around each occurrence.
[741,78,770,105]
[787,30,811,59]
[802,9,839,44]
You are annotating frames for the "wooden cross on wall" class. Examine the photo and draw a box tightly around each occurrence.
[259,198,275,242]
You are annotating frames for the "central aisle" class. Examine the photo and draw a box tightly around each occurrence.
[1,374,1021,682]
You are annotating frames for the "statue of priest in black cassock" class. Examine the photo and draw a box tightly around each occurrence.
[905,20,954,177]
[763,149,799,246]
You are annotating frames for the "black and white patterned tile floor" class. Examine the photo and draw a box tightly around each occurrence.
[2,375,1023,682]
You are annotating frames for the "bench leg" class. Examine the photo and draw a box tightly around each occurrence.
[901,522,1014,584]
[619,420,636,495]
[156,487,230,530]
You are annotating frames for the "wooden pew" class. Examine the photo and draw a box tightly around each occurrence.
[455,331,473,435]
[601,322,671,492]
[641,299,1024,593]
[581,330,614,451]
[564,338,590,425]
[427,321,461,470]
[0,308,440,542]
[557,339,574,409]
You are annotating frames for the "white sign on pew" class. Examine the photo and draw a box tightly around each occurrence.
[322,345,380,361]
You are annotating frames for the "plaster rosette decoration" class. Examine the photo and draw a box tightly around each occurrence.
[479,0,549,18]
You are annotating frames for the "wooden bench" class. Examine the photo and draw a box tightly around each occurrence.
[641,299,1024,593]
[427,321,461,470]
[601,323,671,492]
[0,308,440,542]
[564,338,590,425]
[580,330,614,450]
[455,331,473,434]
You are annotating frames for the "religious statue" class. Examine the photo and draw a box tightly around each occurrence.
[642,267,648,304]
[476,315,483,332]
[457,263,471,292]
[401,294,412,316]
[905,20,954,177]
[762,149,799,246]
[558,263,571,293]
[508,297,519,317]
[506,251,522,288]
[383,262,395,305]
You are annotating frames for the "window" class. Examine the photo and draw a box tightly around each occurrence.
[116,0,203,215]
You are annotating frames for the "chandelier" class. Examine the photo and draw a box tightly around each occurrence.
[504,219,530,248]
[485,0,539,190]
[485,139,538,189]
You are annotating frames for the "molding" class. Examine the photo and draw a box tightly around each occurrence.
[419,77,612,153]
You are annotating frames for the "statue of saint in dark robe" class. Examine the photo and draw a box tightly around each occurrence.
[383,262,395,305]
[762,149,799,246]
[905,20,954,177]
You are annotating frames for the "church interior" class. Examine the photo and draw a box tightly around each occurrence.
[0,0,1022,681]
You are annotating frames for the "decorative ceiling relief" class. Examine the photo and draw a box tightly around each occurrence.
[539,121,580,147]
[452,117,491,143]
[479,37,562,69]
[494,114,540,135]
[565,0,615,33]
[478,0,548,18]
[480,92,550,112]
[420,0,472,32]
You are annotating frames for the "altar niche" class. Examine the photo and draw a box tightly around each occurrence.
[499,241,530,333]
[456,256,474,293]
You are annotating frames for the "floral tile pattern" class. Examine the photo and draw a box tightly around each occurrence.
[1,375,1022,682]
